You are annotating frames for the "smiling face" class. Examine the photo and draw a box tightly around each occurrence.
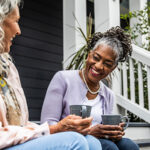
[84,44,117,85]
[2,6,21,52]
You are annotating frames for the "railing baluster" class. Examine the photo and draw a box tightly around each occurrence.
[123,62,128,98]
[113,44,150,123]
[147,66,150,110]
[138,62,144,108]
[129,58,135,103]
[118,63,122,94]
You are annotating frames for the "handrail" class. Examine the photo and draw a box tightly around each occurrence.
[113,44,150,123]
[132,44,150,66]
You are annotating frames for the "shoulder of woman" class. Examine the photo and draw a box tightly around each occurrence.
[2,53,12,62]
[1,53,17,72]
[100,81,114,96]
[54,70,79,80]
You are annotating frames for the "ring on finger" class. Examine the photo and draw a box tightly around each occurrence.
[104,135,109,139]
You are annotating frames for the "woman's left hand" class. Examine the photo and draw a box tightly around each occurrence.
[119,122,125,130]
[89,124,125,141]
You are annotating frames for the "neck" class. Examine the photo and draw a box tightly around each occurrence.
[86,77,99,89]
[81,69,100,95]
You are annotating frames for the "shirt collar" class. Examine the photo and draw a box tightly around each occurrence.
[98,81,106,99]
[0,53,12,78]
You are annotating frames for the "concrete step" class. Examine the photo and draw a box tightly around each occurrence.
[124,122,150,140]
[134,139,150,150]
[140,147,150,150]
[124,122,150,150]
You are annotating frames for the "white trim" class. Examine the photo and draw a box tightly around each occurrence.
[129,58,135,103]
[123,62,128,98]
[63,0,86,69]
[138,62,144,108]
[116,94,150,123]
[132,44,150,66]
[94,0,120,32]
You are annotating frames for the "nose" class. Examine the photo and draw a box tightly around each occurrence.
[95,60,104,71]
[16,25,21,36]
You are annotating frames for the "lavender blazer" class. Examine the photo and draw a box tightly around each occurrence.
[41,70,114,125]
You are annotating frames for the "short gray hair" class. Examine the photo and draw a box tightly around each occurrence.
[0,0,21,53]
[93,37,123,64]
[88,26,132,63]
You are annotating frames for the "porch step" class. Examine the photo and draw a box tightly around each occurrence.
[134,139,150,147]
[124,122,150,140]
[140,147,150,150]
[128,122,150,127]
[124,122,150,150]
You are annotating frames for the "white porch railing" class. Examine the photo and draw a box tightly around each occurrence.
[112,44,150,123]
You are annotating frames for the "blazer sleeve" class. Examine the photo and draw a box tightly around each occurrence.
[0,121,49,149]
[41,71,66,125]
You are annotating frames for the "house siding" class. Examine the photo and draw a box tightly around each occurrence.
[11,0,63,121]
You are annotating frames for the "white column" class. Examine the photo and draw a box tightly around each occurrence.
[129,0,148,45]
[94,0,120,32]
[63,0,86,69]
[94,0,121,114]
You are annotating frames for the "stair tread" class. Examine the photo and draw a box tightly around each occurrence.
[129,122,150,127]
[134,139,150,147]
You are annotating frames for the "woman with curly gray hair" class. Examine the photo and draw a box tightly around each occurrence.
[0,0,102,150]
[41,26,139,150]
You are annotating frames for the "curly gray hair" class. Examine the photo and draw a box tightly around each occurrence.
[0,0,21,53]
[88,26,132,64]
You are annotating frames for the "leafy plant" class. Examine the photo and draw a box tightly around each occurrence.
[66,14,93,70]
[120,2,150,51]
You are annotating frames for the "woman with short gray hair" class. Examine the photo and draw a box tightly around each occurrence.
[41,26,139,150]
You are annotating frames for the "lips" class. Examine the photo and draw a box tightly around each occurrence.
[10,36,15,45]
[90,68,100,77]
[90,67,105,78]
[10,36,15,42]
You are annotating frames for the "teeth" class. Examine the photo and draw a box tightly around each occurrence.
[91,68,99,75]
[10,38,13,41]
